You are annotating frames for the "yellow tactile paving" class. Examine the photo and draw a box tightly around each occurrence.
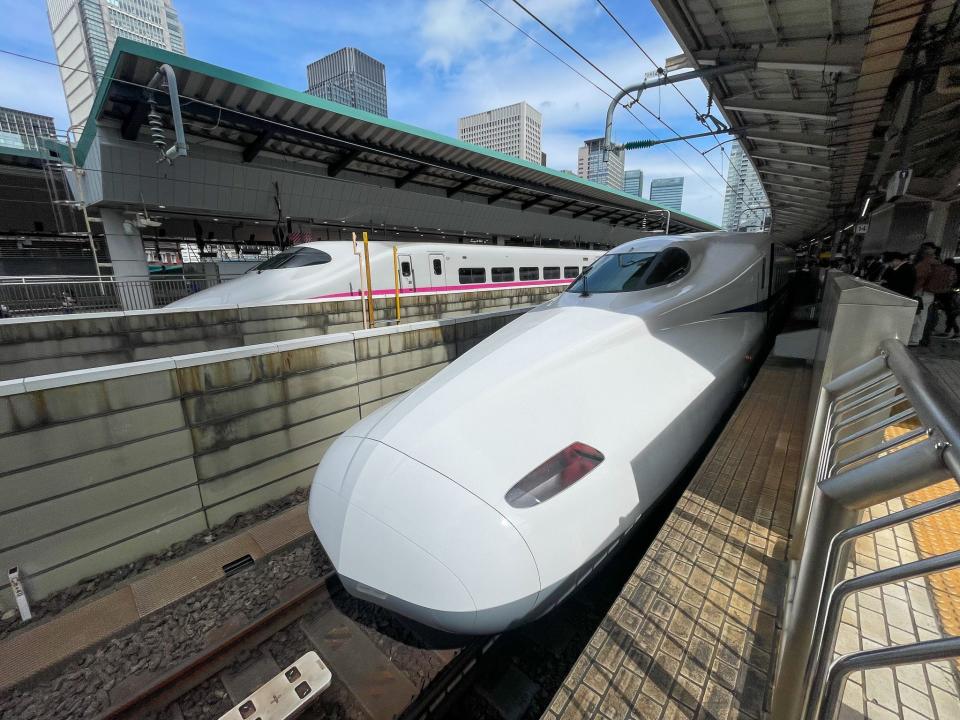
[884,424,960,641]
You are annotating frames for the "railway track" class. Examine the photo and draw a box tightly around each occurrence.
[94,569,494,720]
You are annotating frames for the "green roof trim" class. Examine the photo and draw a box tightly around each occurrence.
[75,38,718,230]
[0,145,45,160]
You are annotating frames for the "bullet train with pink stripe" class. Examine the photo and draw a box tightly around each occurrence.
[165,241,603,308]
[309,232,792,634]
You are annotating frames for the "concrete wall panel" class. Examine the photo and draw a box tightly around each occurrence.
[0,308,525,609]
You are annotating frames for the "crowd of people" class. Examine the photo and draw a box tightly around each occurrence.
[856,242,959,346]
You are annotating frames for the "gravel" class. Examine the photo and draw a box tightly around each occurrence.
[0,490,310,642]
[0,534,331,720]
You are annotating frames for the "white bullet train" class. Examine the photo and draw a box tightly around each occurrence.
[308,232,792,634]
[166,241,602,308]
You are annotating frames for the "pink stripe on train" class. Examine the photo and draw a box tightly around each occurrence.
[313,277,573,299]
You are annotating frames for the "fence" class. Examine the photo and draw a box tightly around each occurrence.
[0,277,215,316]
[770,272,960,718]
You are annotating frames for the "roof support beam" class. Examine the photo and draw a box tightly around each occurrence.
[725,99,837,122]
[571,207,594,219]
[764,181,830,196]
[681,39,861,74]
[395,164,427,188]
[486,186,514,205]
[326,148,362,177]
[758,167,831,183]
[121,98,150,141]
[242,129,274,163]
[745,131,834,151]
[445,177,475,198]
[753,153,831,170]
[521,196,546,210]
[548,200,578,215]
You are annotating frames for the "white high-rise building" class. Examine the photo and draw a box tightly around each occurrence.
[722,144,768,231]
[307,48,388,117]
[46,0,187,131]
[577,137,625,191]
[458,102,542,165]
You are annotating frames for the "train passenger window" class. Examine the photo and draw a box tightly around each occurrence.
[492,267,515,282]
[563,266,579,278]
[253,247,332,271]
[566,252,657,293]
[519,267,539,280]
[645,247,691,286]
[459,267,486,283]
[401,261,411,277]
[543,267,561,279]
[433,259,442,275]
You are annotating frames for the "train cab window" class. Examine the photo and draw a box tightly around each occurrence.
[543,267,561,279]
[563,266,580,279]
[459,267,486,283]
[401,261,412,277]
[492,267,515,282]
[253,247,332,271]
[433,259,442,275]
[567,252,657,293]
[519,267,539,280]
[644,247,691,286]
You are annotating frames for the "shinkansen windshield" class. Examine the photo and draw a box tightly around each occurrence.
[566,248,690,294]
[253,247,333,272]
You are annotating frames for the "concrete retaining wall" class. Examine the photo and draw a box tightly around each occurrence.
[0,308,523,609]
[0,286,559,380]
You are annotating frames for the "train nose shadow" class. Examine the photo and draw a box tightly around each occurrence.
[327,575,476,650]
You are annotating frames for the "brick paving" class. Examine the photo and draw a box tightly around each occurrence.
[544,359,810,720]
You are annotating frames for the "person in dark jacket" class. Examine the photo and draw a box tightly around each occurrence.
[881,252,917,298]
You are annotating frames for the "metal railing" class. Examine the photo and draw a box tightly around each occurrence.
[773,337,960,719]
[0,277,215,317]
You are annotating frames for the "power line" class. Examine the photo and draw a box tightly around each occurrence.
[508,0,768,221]
[478,1,725,196]
[0,48,92,76]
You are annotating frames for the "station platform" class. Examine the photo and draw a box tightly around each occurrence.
[546,339,960,720]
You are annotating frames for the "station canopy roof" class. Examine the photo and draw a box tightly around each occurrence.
[75,39,718,236]
[654,0,960,244]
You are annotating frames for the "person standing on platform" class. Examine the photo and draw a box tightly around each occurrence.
[926,255,957,342]
[909,243,938,347]
[881,252,916,298]
[935,258,960,339]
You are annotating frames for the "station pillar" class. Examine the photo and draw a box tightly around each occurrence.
[100,209,155,310]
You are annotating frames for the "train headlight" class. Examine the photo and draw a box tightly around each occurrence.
[505,442,604,508]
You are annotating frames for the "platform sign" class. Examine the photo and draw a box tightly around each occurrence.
[855,222,869,235]
[7,566,31,621]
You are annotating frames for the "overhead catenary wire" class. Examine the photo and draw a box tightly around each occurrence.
[505,0,765,220]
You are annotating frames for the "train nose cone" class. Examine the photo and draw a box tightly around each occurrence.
[308,436,541,634]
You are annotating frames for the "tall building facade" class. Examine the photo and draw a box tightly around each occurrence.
[46,0,187,131]
[623,169,644,197]
[458,102,542,165]
[306,48,388,117]
[721,144,768,231]
[0,107,57,151]
[650,177,684,211]
[577,137,625,191]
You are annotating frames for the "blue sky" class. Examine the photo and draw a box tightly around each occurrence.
[0,0,736,223]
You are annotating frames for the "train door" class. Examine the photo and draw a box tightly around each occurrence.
[398,253,415,291]
[428,253,446,288]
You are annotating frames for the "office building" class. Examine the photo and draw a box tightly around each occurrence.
[306,48,388,117]
[577,137,625,191]
[46,0,187,131]
[721,144,768,231]
[650,177,684,211]
[623,169,644,197]
[458,102,542,165]
[0,107,57,152]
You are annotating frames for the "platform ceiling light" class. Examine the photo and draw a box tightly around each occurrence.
[861,197,872,217]
[158,205,166,209]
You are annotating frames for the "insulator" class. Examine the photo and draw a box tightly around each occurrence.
[147,102,165,152]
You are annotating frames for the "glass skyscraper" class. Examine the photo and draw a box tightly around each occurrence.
[623,169,644,197]
[0,107,57,152]
[649,177,684,211]
[307,48,388,118]
[46,0,187,131]
[577,138,625,191]
[721,144,768,231]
